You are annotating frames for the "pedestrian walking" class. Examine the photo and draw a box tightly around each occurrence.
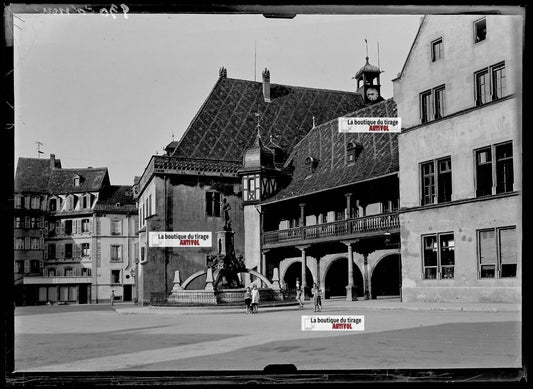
[244,287,252,314]
[251,285,260,313]
[312,283,322,312]
[110,290,115,306]
[295,278,304,308]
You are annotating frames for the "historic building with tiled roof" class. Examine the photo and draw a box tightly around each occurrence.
[14,154,137,305]
[242,97,401,301]
[134,66,367,304]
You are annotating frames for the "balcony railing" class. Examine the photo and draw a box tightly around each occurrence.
[263,212,399,246]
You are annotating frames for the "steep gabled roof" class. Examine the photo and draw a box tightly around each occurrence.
[14,158,55,193]
[47,168,109,195]
[263,98,398,204]
[173,76,365,163]
[392,16,427,82]
[94,185,137,213]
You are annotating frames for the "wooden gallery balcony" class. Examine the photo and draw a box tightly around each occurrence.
[263,212,400,249]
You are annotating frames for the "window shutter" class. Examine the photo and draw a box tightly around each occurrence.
[118,245,123,260]
[76,219,81,234]
[44,244,48,260]
[39,217,43,229]
[24,260,30,273]
[89,218,94,234]
[479,230,497,264]
[499,228,517,264]
[59,244,65,259]
[40,237,44,250]
[25,237,30,249]
[74,244,80,258]
[25,216,30,228]
[45,221,48,230]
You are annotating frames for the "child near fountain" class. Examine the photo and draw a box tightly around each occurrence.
[244,287,252,314]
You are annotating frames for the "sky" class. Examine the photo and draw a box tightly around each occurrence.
[14,12,422,185]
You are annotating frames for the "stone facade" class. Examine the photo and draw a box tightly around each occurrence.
[393,15,522,302]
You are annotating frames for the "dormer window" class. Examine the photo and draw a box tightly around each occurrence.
[74,175,81,187]
[347,142,363,164]
[305,156,318,176]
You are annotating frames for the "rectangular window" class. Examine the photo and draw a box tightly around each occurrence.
[24,196,31,209]
[475,147,493,196]
[30,217,38,228]
[14,195,22,208]
[495,142,514,194]
[437,158,452,203]
[65,243,73,259]
[15,238,25,250]
[14,217,22,228]
[492,63,506,100]
[64,268,75,277]
[111,245,122,262]
[48,244,56,259]
[421,157,452,205]
[422,232,455,279]
[48,268,56,277]
[111,219,121,235]
[33,197,40,209]
[64,220,72,235]
[81,243,90,257]
[476,142,513,197]
[81,268,91,276]
[475,63,506,106]
[475,69,489,106]
[474,18,487,43]
[206,192,221,217]
[479,226,517,278]
[431,38,443,62]
[420,90,431,123]
[82,219,90,233]
[30,238,40,250]
[111,270,121,284]
[434,86,445,120]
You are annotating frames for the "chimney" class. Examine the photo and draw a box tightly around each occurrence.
[219,66,227,79]
[262,68,271,102]
[50,154,56,169]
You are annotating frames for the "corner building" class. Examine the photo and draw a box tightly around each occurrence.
[393,15,522,302]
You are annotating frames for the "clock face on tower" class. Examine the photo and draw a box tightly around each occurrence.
[366,88,379,101]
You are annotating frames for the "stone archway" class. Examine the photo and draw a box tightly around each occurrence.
[282,261,313,290]
[324,257,364,299]
[370,254,401,299]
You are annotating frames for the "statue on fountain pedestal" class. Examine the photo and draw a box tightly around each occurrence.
[222,197,231,231]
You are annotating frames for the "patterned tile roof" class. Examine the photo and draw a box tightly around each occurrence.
[263,98,398,204]
[153,156,241,175]
[173,76,365,163]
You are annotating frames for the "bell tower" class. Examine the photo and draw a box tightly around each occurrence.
[353,56,383,105]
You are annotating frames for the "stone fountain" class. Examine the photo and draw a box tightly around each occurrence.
[166,198,284,306]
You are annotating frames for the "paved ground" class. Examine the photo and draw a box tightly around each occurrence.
[14,299,522,371]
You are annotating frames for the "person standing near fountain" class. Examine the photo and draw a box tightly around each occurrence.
[251,285,260,313]
[295,278,303,308]
[221,197,231,230]
[244,287,252,314]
